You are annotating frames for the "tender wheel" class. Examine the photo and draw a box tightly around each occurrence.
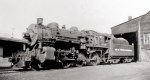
[90,54,100,66]
[30,60,40,71]
[62,61,71,69]
[119,58,125,63]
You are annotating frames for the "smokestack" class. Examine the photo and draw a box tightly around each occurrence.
[37,18,43,25]
[128,16,132,21]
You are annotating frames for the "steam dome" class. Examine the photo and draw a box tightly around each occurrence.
[47,22,59,29]
[70,26,78,31]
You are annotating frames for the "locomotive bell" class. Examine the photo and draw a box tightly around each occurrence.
[37,18,43,25]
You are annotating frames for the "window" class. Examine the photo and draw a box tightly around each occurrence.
[144,33,150,45]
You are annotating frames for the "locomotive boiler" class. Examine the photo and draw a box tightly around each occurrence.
[10,18,134,70]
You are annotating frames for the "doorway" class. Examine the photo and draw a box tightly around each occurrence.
[114,32,138,61]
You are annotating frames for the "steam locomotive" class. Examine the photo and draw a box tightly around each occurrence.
[10,18,134,70]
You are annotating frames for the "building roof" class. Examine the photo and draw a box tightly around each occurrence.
[0,36,26,43]
[111,11,150,35]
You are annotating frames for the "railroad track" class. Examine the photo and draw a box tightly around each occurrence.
[0,68,33,74]
[0,62,133,74]
[0,68,18,74]
[0,67,58,74]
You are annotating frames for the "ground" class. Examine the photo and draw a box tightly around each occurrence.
[1,62,150,80]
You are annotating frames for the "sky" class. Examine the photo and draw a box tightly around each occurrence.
[0,0,150,39]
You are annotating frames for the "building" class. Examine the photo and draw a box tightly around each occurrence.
[0,36,26,67]
[111,11,150,62]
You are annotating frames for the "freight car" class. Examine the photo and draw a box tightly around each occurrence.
[10,18,134,70]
